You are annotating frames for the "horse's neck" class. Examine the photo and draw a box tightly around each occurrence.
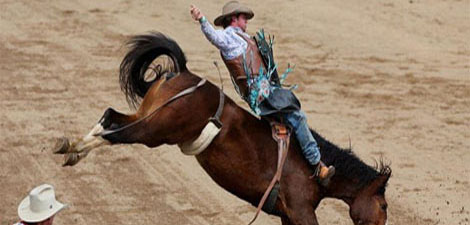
[324,175,364,204]
[311,133,375,204]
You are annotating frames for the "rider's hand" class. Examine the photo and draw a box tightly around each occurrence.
[190,5,204,21]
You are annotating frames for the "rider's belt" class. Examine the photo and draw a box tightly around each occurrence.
[222,33,265,98]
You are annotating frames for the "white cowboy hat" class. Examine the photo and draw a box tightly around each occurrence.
[214,1,254,26]
[17,184,67,223]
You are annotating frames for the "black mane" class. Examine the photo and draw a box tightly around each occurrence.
[310,129,391,190]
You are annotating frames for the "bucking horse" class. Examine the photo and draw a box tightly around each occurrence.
[53,32,391,225]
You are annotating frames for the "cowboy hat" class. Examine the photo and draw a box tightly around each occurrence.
[18,184,67,223]
[214,1,254,26]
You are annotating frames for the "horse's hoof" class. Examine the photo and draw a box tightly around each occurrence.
[63,153,80,166]
[52,137,70,154]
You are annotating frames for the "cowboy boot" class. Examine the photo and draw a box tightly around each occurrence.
[313,161,335,187]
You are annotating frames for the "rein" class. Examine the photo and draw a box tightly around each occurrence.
[97,78,207,137]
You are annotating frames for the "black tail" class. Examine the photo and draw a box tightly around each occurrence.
[119,32,187,108]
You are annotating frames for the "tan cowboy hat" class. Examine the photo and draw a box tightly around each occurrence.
[214,1,254,26]
[18,184,67,223]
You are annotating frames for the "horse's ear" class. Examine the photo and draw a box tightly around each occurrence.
[366,169,391,195]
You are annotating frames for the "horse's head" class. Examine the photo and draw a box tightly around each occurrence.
[349,168,391,225]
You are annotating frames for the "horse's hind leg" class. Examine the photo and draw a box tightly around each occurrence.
[53,122,111,166]
[98,107,138,131]
[53,108,138,166]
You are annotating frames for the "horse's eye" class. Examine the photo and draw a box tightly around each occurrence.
[381,204,388,211]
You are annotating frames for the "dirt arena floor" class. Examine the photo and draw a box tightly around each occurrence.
[1,0,469,224]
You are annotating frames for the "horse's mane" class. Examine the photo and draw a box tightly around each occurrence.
[310,129,391,190]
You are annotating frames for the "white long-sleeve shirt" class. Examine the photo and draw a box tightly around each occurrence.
[200,19,250,60]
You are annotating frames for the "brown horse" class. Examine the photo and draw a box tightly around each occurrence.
[54,32,391,225]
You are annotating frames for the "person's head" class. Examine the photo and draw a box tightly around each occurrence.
[18,184,67,225]
[22,216,55,225]
[222,13,249,31]
[214,1,253,31]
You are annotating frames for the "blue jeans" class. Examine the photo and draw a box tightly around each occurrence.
[283,110,321,165]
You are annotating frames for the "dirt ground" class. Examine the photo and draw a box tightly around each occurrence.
[1,0,469,224]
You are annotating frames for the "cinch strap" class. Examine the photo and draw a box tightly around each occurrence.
[178,88,225,155]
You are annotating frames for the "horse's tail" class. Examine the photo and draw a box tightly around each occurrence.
[119,32,188,108]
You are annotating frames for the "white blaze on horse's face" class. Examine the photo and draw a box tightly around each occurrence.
[75,123,110,153]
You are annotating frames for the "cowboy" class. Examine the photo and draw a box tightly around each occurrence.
[190,1,335,185]
[13,184,67,225]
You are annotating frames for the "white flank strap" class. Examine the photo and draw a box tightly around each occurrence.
[178,122,221,155]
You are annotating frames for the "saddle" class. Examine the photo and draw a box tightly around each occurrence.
[249,119,291,224]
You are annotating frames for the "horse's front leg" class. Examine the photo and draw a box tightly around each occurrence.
[281,206,319,225]
[278,173,322,225]
[281,217,295,225]
[53,108,137,166]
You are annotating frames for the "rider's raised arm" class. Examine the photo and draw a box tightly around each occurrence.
[190,5,230,52]
[199,18,231,52]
